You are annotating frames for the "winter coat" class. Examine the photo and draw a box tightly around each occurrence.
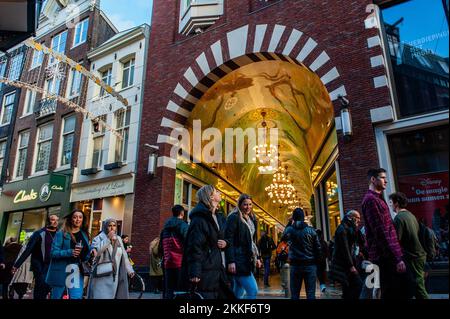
[149,237,163,277]
[0,242,22,284]
[14,228,55,273]
[329,218,357,286]
[282,221,322,266]
[45,230,90,287]
[87,232,133,299]
[258,235,276,258]
[160,217,188,269]
[224,210,258,276]
[11,244,33,285]
[182,202,231,299]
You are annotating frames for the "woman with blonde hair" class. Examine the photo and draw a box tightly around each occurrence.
[225,194,261,299]
[183,185,233,299]
[88,218,134,299]
[46,210,90,299]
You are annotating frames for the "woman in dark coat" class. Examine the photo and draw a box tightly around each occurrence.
[183,185,233,299]
[224,194,261,299]
[0,238,22,299]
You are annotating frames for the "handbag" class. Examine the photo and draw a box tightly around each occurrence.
[92,243,115,278]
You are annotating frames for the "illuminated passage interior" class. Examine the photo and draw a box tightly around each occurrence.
[174,60,338,233]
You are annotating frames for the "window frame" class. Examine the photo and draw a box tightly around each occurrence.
[114,107,131,163]
[30,48,44,70]
[90,115,106,169]
[22,89,36,117]
[0,139,7,176]
[67,67,83,98]
[121,57,135,90]
[99,66,113,97]
[8,52,24,81]
[0,91,16,127]
[13,130,30,179]
[49,30,68,65]
[58,114,76,168]
[72,18,89,48]
[33,123,54,174]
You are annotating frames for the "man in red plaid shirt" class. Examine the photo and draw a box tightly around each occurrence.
[361,168,407,299]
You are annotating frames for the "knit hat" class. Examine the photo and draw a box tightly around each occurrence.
[292,208,305,222]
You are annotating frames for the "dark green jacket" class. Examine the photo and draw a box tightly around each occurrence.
[394,210,426,260]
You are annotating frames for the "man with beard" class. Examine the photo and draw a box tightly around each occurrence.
[12,214,59,299]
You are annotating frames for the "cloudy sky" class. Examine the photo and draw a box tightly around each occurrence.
[101,0,153,31]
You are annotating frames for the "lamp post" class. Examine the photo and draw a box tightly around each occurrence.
[145,144,159,177]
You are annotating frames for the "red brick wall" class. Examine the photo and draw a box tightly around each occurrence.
[133,0,391,266]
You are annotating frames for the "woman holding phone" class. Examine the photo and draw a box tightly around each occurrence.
[46,210,90,299]
[87,218,134,299]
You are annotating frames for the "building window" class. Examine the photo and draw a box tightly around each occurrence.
[34,123,53,173]
[23,89,36,116]
[99,67,112,97]
[44,76,62,97]
[8,52,24,81]
[91,115,106,168]
[182,180,201,213]
[381,0,449,118]
[30,48,44,69]
[60,115,76,167]
[121,58,135,89]
[49,31,68,65]
[15,131,29,178]
[0,139,6,175]
[0,61,6,90]
[73,18,89,47]
[68,68,82,97]
[114,108,131,163]
[1,91,15,126]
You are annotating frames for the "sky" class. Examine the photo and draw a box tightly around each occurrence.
[382,0,449,57]
[101,0,153,31]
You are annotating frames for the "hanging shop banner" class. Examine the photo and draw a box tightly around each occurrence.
[49,173,68,192]
[397,171,449,227]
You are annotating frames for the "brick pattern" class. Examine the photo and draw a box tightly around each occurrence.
[132,0,391,266]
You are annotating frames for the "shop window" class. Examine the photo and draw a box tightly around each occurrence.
[20,209,47,243]
[114,107,131,163]
[325,171,340,238]
[14,131,30,178]
[182,180,201,213]
[381,0,449,118]
[34,123,53,173]
[5,212,23,244]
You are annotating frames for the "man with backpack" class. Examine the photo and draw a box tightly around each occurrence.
[389,192,428,299]
[160,205,189,299]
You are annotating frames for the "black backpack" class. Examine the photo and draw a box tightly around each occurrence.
[418,223,438,261]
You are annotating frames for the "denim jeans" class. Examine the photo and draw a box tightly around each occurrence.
[263,257,271,285]
[50,265,84,299]
[290,264,317,300]
[164,267,182,299]
[233,274,258,299]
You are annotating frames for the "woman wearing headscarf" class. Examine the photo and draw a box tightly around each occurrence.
[87,218,135,299]
[46,210,90,299]
[224,194,261,299]
[183,185,233,299]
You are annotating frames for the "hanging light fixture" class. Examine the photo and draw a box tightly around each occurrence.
[265,165,297,205]
[253,111,278,174]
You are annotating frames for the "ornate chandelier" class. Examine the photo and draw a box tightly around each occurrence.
[265,165,298,205]
[253,111,278,174]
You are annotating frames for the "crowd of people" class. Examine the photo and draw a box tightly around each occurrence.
[0,168,445,300]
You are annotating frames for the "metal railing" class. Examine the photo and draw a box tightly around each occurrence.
[34,97,57,118]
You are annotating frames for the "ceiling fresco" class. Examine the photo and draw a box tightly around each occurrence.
[181,60,335,224]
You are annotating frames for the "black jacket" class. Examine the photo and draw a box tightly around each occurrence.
[329,218,357,285]
[224,211,258,276]
[282,221,322,265]
[0,244,4,264]
[14,227,55,273]
[182,202,230,298]
[258,235,276,258]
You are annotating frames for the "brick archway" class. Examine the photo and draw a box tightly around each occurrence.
[155,23,348,168]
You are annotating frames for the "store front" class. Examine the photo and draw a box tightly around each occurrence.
[71,175,135,238]
[0,173,71,244]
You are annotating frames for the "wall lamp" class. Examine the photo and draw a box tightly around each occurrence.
[338,95,353,140]
[144,144,159,176]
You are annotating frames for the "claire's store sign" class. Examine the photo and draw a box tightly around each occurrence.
[398,171,449,226]
[71,179,134,202]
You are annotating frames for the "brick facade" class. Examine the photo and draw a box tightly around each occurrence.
[133,0,392,266]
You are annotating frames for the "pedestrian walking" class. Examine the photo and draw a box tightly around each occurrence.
[160,205,189,299]
[9,240,34,299]
[0,238,22,299]
[224,194,261,299]
[149,237,163,293]
[390,192,429,299]
[282,208,322,300]
[329,210,363,299]
[316,229,329,293]
[12,214,59,299]
[258,231,276,288]
[182,185,233,299]
[361,168,406,299]
[88,218,135,299]
[46,210,90,299]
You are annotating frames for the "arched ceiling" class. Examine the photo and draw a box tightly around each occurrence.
[182,60,335,223]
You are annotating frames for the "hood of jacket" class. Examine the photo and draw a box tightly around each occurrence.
[293,221,308,230]
[163,216,185,230]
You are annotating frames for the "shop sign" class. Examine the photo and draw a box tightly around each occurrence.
[39,183,52,202]
[13,189,38,204]
[398,171,449,227]
[50,173,67,192]
[71,178,134,202]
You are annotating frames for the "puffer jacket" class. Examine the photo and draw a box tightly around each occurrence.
[181,202,230,299]
[282,221,322,266]
[161,216,189,269]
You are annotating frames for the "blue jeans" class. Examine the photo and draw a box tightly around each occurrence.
[290,264,317,300]
[263,257,271,285]
[233,274,258,299]
[50,266,84,299]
